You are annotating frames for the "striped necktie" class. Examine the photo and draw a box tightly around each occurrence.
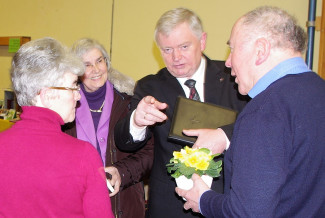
[184,79,200,101]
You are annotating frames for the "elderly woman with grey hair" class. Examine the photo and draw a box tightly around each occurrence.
[62,38,153,218]
[0,37,114,218]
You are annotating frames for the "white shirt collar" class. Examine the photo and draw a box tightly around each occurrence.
[177,57,206,101]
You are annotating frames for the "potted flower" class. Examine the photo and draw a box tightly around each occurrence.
[166,146,222,190]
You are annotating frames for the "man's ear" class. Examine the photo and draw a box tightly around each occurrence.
[255,37,270,65]
[39,88,52,108]
[200,32,207,51]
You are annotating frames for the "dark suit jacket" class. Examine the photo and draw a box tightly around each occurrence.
[115,57,248,218]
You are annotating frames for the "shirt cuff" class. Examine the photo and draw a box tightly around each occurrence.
[129,110,146,141]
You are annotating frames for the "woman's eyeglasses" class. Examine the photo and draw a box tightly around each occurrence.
[48,85,80,93]
[84,57,107,71]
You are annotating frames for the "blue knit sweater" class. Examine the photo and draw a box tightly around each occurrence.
[201,72,325,217]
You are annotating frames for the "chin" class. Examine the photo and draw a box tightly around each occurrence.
[64,116,75,123]
[238,88,247,96]
[171,71,191,78]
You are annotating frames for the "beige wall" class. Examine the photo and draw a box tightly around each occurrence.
[0,0,113,99]
[0,0,321,100]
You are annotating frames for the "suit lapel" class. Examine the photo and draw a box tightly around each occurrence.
[161,69,185,102]
[204,57,226,104]
[158,69,185,119]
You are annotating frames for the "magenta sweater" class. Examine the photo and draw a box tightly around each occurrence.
[0,106,114,218]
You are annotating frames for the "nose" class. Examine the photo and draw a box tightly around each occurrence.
[172,49,182,61]
[74,91,81,101]
[93,64,100,72]
[225,53,232,68]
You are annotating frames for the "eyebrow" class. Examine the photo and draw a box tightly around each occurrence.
[83,56,104,64]
[161,41,191,49]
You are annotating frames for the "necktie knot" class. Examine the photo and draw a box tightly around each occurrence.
[184,79,196,88]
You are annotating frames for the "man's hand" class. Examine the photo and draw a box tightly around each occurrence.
[183,128,227,154]
[175,174,210,213]
[133,96,168,128]
[105,166,121,197]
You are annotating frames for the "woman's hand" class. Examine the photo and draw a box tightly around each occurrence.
[105,166,121,197]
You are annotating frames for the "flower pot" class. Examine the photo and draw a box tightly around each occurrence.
[175,175,213,190]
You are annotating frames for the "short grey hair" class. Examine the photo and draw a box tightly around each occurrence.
[71,38,110,69]
[241,6,307,53]
[11,37,85,106]
[154,7,204,45]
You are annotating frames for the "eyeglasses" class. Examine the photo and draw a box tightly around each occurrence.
[84,57,107,71]
[48,85,80,93]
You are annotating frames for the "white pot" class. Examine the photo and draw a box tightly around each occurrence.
[175,175,213,190]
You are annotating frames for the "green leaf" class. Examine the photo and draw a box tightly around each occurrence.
[215,160,222,167]
[198,148,211,154]
[212,153,221,158]
[207,161,217,170]
[208,160,222,170]
[179,164,196,179]
[205,169,220,178]
[195,170,204,177]
[171,169,182,178]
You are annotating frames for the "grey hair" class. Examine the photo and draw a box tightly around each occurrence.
[71,38,110,69]
[71,38,136,95]
[10,37,85,106]
[241,6,307,53]
[154,7,204,45]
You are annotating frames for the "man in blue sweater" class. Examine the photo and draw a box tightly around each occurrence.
[176,6,325,217]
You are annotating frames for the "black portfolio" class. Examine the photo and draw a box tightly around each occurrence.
[168,96,238,145]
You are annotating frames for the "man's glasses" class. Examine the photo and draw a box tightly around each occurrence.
[48,84,80,93]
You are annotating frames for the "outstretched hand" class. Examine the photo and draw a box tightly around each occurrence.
[133,96,168,128]
[182,128,227,154]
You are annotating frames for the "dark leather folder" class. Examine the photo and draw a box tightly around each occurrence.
[168,96,238,146]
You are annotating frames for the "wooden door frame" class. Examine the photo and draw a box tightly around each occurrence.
[318,0,325,79]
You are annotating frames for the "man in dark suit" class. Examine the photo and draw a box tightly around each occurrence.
[115,7,248,217]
